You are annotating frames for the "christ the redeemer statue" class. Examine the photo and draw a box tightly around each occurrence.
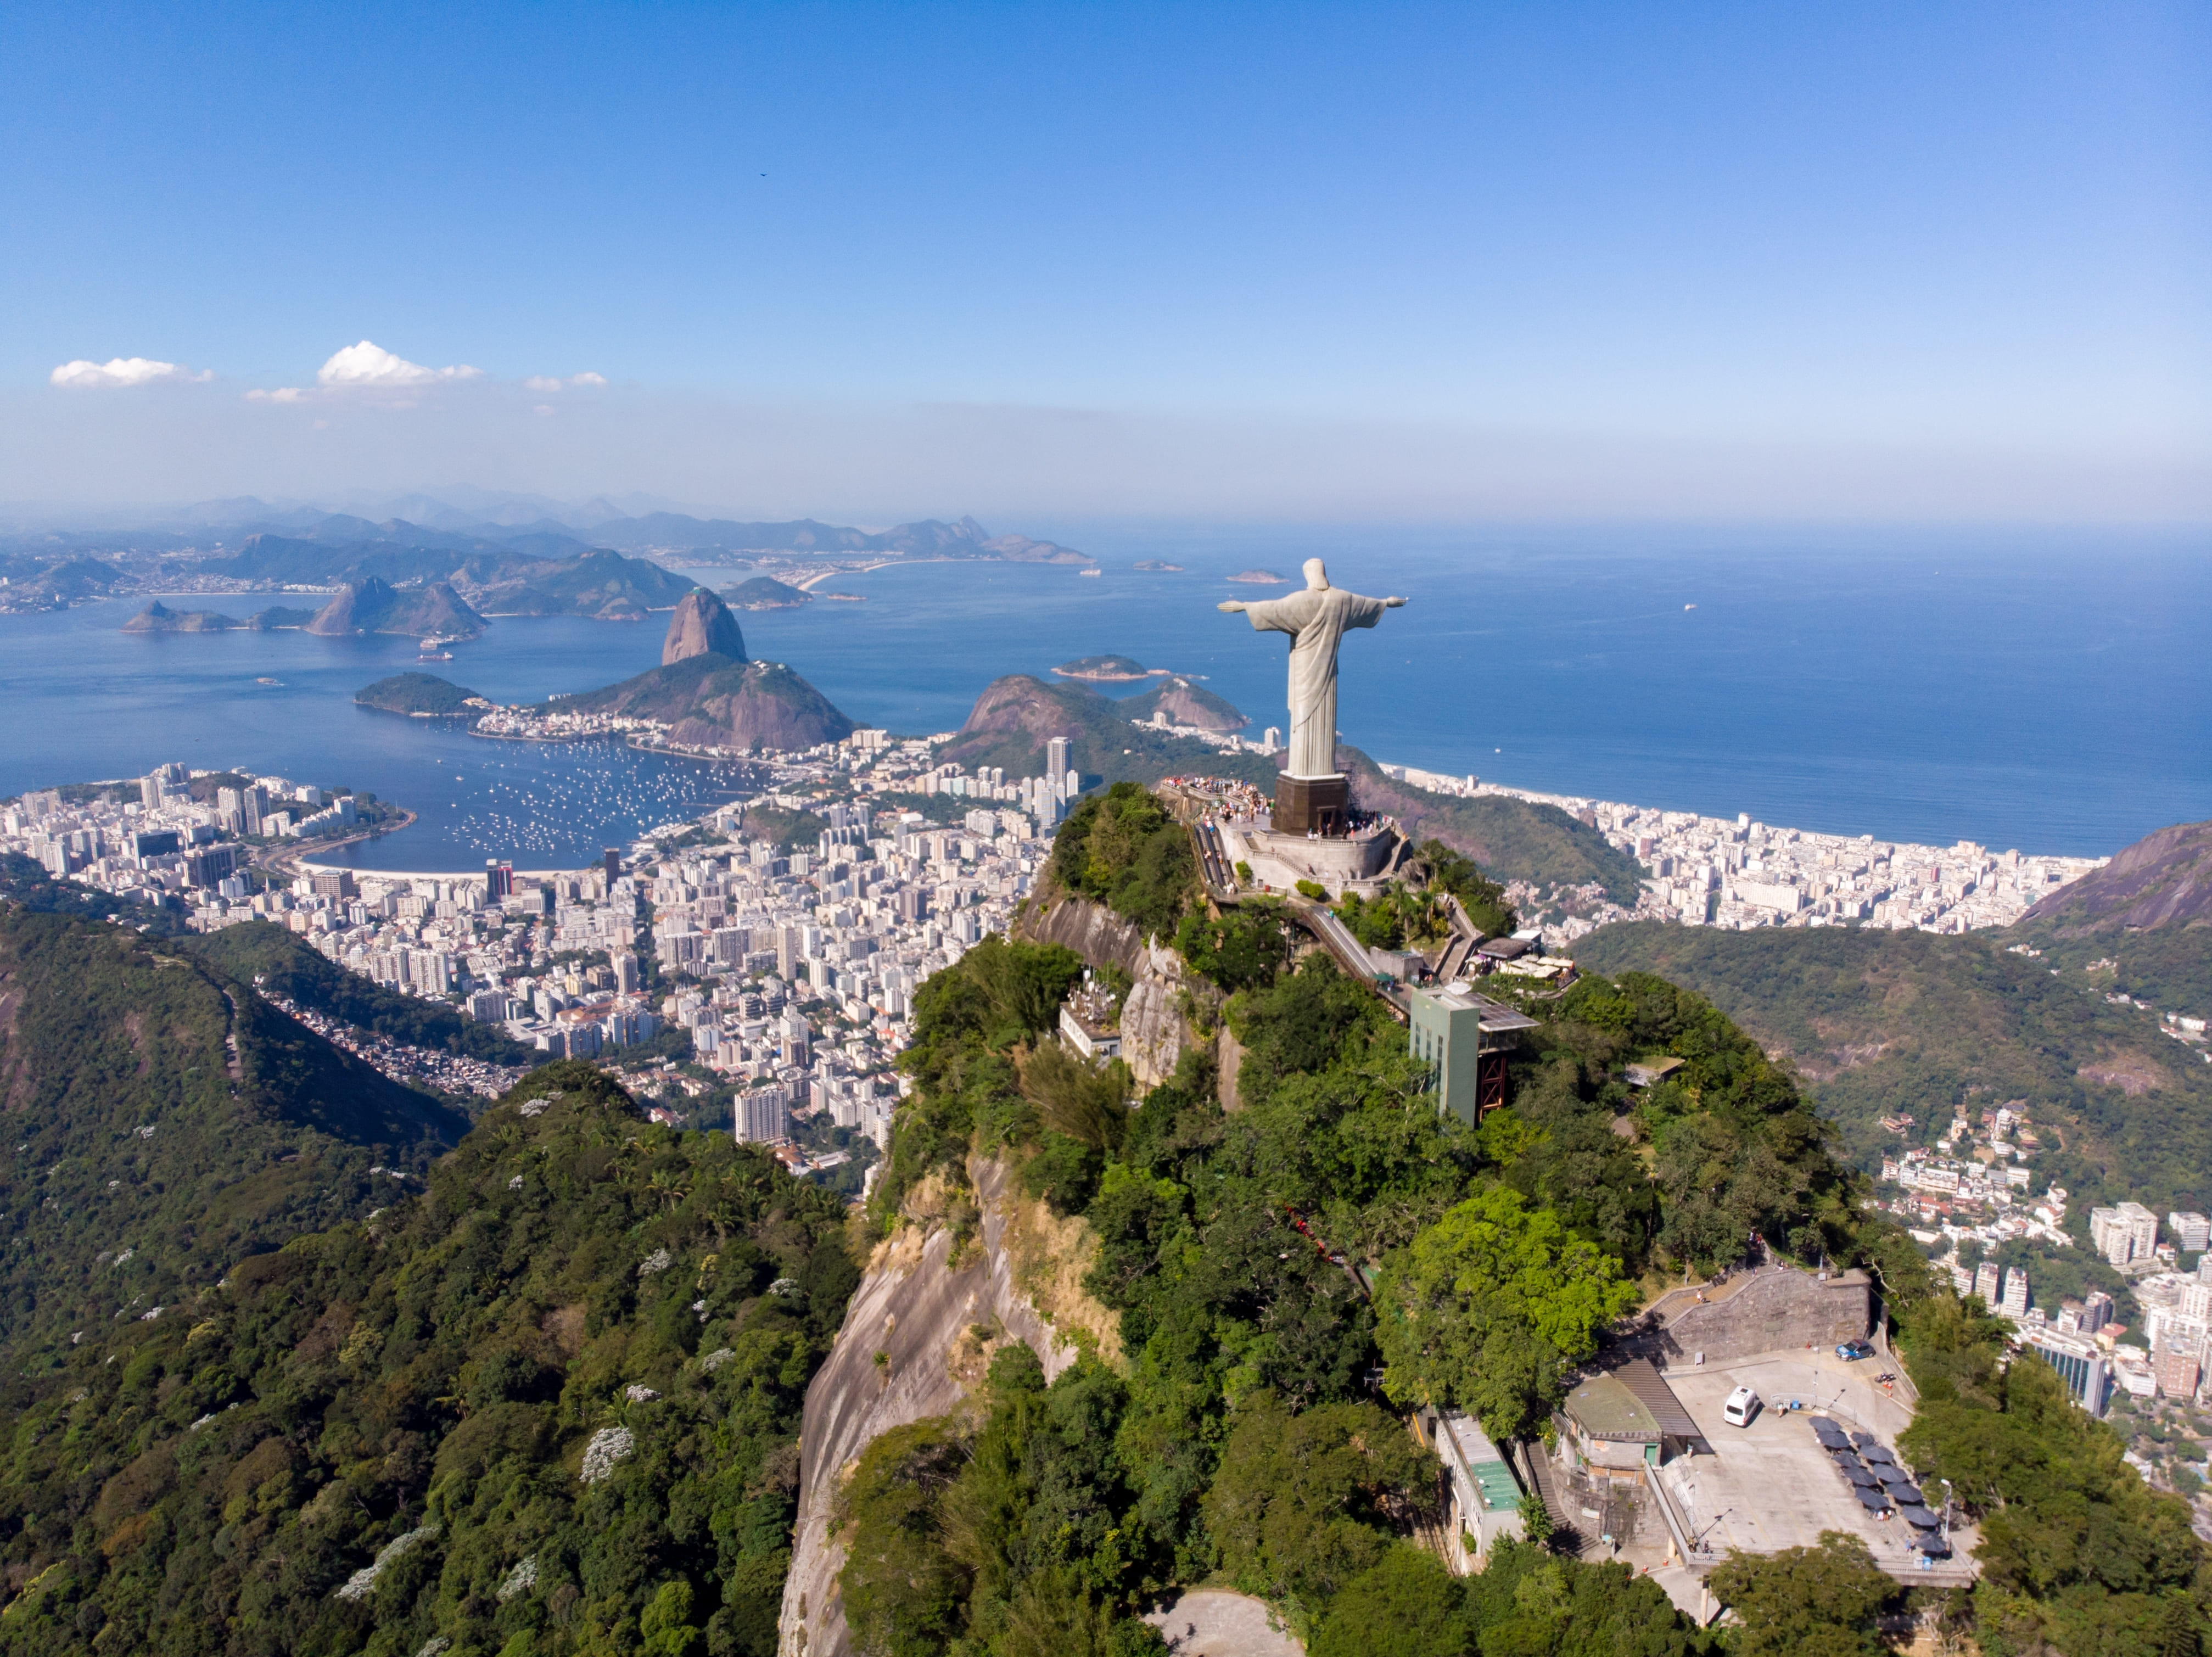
[1220,558,1405,833]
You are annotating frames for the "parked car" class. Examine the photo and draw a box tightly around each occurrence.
[1723,1385,1762,1428]
[1836,1339,1875,1361]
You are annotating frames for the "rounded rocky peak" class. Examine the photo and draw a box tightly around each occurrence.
[662,588,747,665]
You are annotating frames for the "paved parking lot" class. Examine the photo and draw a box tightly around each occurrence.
[1656,1352,1974,1579]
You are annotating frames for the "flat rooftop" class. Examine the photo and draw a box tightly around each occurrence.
[1421,983,1541,1034]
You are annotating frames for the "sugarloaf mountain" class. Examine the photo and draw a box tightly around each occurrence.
[562,587,855,751]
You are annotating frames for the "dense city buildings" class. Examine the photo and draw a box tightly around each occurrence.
[1378,763,2104,940]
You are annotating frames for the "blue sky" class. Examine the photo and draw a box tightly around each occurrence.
[2,1,2207,519]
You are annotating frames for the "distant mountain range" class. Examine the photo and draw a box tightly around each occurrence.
[0,495,1094,569]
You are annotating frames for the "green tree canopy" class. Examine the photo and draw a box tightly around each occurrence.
[1373,1185,1639,1439]
[1706,1532,1895,1657]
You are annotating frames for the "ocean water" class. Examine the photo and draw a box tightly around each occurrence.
[1,523,2205,869]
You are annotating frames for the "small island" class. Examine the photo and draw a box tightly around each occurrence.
[1053,653,1167,682]
[720,576,811,610]
[354,672,491,717]
[1227,569,1289,584]
[122,601,243,632]
[1133,559,1185,572]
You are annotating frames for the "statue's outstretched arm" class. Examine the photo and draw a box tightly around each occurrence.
[1386,596,1407,607]
[1217,601,1247,613]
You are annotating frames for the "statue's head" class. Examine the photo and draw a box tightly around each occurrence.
[1302,558,1330,590]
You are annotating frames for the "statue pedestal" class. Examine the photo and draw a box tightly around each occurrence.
[1274,773,1349,835]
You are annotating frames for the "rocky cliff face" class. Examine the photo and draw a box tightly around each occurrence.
[2023,819,2210,933]
[779,1158,1106,1657]
[660,587,748,664]
[1014,886,1202,1089]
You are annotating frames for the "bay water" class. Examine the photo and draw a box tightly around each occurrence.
[0,523,2203,871]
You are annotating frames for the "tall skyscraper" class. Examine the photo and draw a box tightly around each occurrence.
[603,847,621,884]
[735,1087,789,1145]
[485,859,514,900]
[1046,737,1071,786]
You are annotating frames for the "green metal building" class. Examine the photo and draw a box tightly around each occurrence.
[1408,983,1538,1123]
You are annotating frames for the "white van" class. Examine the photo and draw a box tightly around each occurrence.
[1723,1385,1761,1428]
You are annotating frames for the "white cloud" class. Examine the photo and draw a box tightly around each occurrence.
[316,340,482,389]
[50,357,211,389]
[245,387,305,404]
[533,404,556,417]
[522,371,607,393]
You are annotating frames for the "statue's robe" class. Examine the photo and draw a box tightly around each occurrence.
[1239,585,1390,779]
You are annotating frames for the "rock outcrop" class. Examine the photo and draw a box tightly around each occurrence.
[1118,675,1248,732]
[564,656,854,751]
[945,674,1112,766]
[2022,818,2211,934]
[306,576,486,639]
[1015,884,1203,1089]
[660,587,747,664]
[779,1158,1104,1657]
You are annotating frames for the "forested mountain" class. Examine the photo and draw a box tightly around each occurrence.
[843,787,1910,1653]
[938,674,1280,793]
[2012,816,2212,1016]
[4,794,2207,1656]
[0,1062,858,1657]
[0,910,466,1372]
[1572,921,2212,1217]
[198,537,697,622]
[844,787,2212,1654]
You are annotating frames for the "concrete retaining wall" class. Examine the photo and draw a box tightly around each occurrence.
[1633,1266,1871,1367]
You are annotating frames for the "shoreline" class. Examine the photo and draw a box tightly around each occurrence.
[260,808,419,878]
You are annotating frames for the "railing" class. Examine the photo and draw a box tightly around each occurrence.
[1645,1463,1708,1565]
